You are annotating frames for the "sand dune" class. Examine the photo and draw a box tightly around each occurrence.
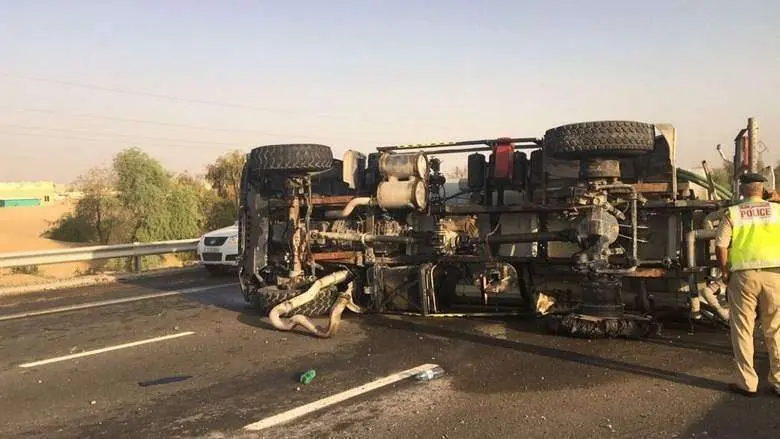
[0,202,80,251]
[0,202,89,287]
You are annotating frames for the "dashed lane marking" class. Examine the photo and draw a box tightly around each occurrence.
[0,283,236,322]
[18,331,196,368]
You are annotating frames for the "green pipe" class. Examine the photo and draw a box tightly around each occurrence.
[677,169,731,195]
[676,168,733,200]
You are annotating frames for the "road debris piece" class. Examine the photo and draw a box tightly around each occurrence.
[415,365,445,382]
[299,369,316,385]
[138,375,193,387]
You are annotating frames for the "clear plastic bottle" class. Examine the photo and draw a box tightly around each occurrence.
[415,366,445,381]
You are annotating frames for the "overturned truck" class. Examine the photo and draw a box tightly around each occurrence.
[237,119,763,338]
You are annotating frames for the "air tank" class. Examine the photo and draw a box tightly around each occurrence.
[467,153,486,188]
[379,152,428,180]
[376,178,428,211]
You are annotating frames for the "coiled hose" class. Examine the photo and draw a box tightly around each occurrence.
[268,270,359,338]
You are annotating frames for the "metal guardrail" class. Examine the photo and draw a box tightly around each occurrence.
[0,239,199,269]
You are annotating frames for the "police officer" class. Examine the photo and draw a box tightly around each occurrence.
[715,172,780,397]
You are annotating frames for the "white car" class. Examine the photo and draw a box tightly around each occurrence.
[196,223,239,274]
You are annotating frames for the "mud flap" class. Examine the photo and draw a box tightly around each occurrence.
[245,191,269,283]
[239,165,270,299]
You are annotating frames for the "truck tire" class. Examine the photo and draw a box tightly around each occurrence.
[248,286,340,316]
[248,144,333,174]
[544,121,655,160]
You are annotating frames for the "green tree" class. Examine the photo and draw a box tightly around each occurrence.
[175,172,234,230]
[48,147,247,256]
[168,173,207,239]
[774,161,780,191]
[75,167,128,244]
[46,166,126,244]
[113,148,173,242]
[205,195,239,230]
[202,150,245,229]
[49,147,210,244]
[205,150,246,206]
[710,164,733,190]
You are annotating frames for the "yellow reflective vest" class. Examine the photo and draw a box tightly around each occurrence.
[728,199,780,271]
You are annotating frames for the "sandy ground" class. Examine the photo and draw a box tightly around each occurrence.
[0,203,90,286]
[0,202,76,252]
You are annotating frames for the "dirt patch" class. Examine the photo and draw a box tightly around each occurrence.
[0,202,77,252]
[0,202,89,285]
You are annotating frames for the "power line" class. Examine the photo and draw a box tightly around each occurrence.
[0,129,228,150]
[0,132,216,179]
[0,123,242,146]
[0,122,393,156]
[0,105,387,144]
[0,73,307,114]
[0,73,456,130]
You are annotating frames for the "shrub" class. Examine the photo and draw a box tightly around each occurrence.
[11,265,39,275]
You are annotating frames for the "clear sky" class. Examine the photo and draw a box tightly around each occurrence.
[0,0,778,182]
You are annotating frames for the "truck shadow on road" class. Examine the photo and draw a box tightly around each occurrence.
[681,394,780,438]
[364,315,729,392]
[637,319,771,361]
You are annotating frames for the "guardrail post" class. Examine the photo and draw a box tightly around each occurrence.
[133,255,141,273]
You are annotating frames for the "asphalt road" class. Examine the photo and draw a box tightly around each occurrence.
[0,271,778,439]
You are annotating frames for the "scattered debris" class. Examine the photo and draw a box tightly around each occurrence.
[138,375,193,387]
[415,366,445,382]
[299,369,316,385]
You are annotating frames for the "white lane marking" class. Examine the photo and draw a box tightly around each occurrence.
[18,331,195,368]
[0,283,236,322]
[243,363,440,431]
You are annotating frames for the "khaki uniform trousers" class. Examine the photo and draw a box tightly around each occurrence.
[728,269,780,392]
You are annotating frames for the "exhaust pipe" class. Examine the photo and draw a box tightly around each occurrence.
[699,279,729,321]
[323,197,373,219]
[684,228,731,322]
[268,270,353,338]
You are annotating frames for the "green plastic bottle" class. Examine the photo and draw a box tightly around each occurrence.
[299,369,316,384]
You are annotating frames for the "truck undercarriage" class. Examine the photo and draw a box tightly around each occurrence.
[237,119,766,338]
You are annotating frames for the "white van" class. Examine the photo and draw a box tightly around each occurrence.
[196,222,239,274]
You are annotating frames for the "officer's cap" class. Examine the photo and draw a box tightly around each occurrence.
[739,172,767,184]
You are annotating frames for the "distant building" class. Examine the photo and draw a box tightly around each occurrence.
[0,181,58,208]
